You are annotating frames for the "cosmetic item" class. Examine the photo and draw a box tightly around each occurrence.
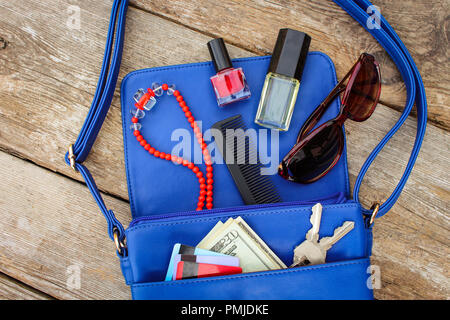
[255,29,311,131]
[207,38,251,107]
[212,115,281,205]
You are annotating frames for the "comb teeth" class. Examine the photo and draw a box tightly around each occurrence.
[212,115,281,205]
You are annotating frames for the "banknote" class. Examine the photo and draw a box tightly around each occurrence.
[197,217,286,273]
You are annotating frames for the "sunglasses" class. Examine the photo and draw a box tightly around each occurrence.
[279,53,381,183]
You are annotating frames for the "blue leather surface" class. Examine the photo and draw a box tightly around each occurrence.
[124,202,372,299]
[121,53,350,218]
[131,258,372,300]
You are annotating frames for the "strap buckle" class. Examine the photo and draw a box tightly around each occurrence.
[113,227,127,256]
[68,144,78,172]
[368,202,381,227]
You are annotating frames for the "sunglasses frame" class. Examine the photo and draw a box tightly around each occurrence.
[279,53,381,183]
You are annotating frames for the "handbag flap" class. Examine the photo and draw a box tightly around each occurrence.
[121,53,350,217]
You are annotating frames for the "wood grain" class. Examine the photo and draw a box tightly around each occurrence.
[131,0,450,130]
[0,151,131,300]
[0,273,53,300]
[0,0,251,201]
[0,0,448,299]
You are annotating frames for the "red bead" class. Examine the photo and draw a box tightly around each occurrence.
[200,184,206,190]
[207,185,213,191]
[171,155,178,162]
[136,135,143,142]
[206,172,213,179]
[188,163,194,169]
[173,90,180,97]
[206,191,213,197]
[206,196,213,203]
[207,179,214,185]
[149,148,155,154]
[193,167,199,173]
[193,127,200,134]
[133,130,140,137]
[154,151,160,157]
[198,196,205,203]
[140,140,147,146]
[185,111,192,118]
[200,190,207,196]
[182,159,189,166]
[131,117,138,123]
[196,172,203,178]
[196,208,202,211]
[165,154,171,161]
[206,203,213,209]
[159,152,166,159]
[202,143,208,150]
[206,166,213,173]
[199,178,205,184]
[188,117,194,123]
[162,83,169,91]
[190,122,195,128]
[144,144,150,151]
[176,96,184,102]
[176,157,183,164]
[202,149,209,156]
[179,101,187,107]
[182,106,189,112]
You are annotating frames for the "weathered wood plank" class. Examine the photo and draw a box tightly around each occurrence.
[0,272,53,300]
[0,0,448,299]
[345,108,450,299]
[0,151,131,300]
[131,0,450,130]
[0,0,251,201]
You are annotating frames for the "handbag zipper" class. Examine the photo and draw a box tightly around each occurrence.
[129,192,348,228]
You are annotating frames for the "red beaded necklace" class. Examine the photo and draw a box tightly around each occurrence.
[130,83,214,211]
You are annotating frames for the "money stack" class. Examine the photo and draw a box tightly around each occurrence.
[197,216,286,273]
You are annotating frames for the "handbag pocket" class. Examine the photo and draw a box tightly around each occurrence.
[123,199,370,288]
[130,258,373,300]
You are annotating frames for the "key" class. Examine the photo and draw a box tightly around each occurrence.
[305,203,322,243]
[319,221,354,251]
[290,203,323,267]
[290,203,355,268]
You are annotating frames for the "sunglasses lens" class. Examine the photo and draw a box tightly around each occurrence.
[345,55,380,121]
[286,123,342,182]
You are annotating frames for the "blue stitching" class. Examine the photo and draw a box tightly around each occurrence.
[131,259,369,288]
[126,203,360,234]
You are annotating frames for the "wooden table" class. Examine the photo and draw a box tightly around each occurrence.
[0,0,448,300]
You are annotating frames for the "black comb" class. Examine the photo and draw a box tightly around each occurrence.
[212,115,282,205]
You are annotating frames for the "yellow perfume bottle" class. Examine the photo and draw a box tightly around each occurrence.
[255,29,311,131]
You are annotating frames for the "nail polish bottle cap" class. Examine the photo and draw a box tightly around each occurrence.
[207,38,233,72]
[268,29,311,81]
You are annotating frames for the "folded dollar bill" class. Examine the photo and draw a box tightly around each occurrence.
[197,216,286,273]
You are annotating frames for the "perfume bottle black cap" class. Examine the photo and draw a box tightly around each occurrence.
[268,29,311,81]
[207,38,233,72]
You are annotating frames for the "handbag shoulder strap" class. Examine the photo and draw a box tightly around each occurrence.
[64,0,427,254]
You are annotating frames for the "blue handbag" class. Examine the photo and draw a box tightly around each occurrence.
[65,0,427,300]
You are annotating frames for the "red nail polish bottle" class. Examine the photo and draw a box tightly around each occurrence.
[208,38,251,107]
